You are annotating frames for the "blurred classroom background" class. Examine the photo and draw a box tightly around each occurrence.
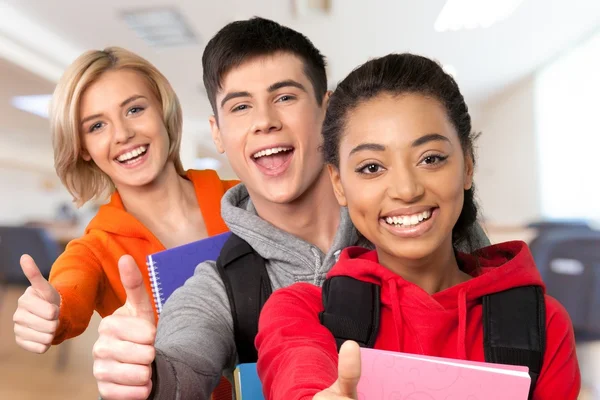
[0,0,599,398]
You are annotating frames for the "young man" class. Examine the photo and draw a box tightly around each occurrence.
[92,17,490,400]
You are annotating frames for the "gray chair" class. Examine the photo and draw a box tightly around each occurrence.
[528,227,600,340]
[0,225,70,371]
[0,226,59,283]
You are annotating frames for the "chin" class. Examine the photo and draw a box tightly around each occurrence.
[257,182,304,205]
[116,169,161,188]
[263,189,301,205]
[382,239,441,261]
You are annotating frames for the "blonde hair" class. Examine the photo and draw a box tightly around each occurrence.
[51,46,185,207]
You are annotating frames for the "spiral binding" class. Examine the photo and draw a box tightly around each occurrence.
[146,255,164,315]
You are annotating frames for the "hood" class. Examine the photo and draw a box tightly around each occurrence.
[327,241,544,359]
[220,183,371,276]
[86,169,227,245]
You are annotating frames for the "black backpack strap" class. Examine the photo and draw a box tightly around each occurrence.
[483,285,546,400]
[319,276,380,350]
[216,234,272,364]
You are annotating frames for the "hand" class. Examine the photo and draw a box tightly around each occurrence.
[93,255,156,400]
[13,254,61,353]
[313,340,362,400]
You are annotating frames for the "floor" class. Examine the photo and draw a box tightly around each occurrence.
[0,286,100,400]
[1,284,598,399]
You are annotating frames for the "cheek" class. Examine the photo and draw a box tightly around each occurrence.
[82,135,107,160]
[286,105,322,143]
[341,177,381,218]
[432,170,467,219]
[431,164,466,197]
[218,133,247,167]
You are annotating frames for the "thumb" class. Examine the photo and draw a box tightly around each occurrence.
[20,254,58,304]
[118,255,155,323]
[334,340,362,399]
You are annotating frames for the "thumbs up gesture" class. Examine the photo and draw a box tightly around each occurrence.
[313,341,362,400]
[93,255,156,400]
[13,254,61,353]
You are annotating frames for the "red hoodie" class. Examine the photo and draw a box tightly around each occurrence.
[256,241,580,400]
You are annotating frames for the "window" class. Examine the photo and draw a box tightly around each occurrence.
[534,29,600,220]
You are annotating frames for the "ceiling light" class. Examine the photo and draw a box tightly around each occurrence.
[0,36,65,82]
[0,2,82,81]
[11,94,53,118]
[434,0,525,32]
[291,0,332,18]
[121,8,198,47]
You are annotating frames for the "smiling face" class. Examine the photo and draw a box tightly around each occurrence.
[209,52,329,206]
[78,69,171,190]
[329,92,473,265]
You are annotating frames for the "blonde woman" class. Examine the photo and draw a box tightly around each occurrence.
[12,47,237,353]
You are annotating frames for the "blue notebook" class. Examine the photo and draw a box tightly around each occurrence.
[146,231,231,314]
[234,363,264,400]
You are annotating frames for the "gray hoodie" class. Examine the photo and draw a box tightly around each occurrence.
[150,184,490,399]
[151,184,370,399]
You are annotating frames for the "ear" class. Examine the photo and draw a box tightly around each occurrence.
[209,115,225,154]
[328,164,347,207]
[81,148,91,161]
[321,90,333,109]
[463,153,474,190]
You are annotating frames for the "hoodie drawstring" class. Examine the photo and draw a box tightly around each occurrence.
[457,287,468,360]
[388,281,404,351]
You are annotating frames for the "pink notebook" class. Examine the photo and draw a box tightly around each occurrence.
[358,348,531,400]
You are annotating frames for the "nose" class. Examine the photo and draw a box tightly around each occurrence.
[387,166,425,203]
[112,118,135,144]
[251,104,282,135]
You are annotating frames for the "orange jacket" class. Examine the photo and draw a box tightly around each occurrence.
[49,169,238,344]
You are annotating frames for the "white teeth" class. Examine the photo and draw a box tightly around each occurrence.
[116,145,148,162]
[252,147,292,159]
[384,210,433,227]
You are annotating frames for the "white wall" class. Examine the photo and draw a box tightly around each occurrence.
[473,76,542,226]
[0,166,74,225]
[534,29,600,221]
[0,127,235,226]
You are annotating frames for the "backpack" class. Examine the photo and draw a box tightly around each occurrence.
[216,234,546,399]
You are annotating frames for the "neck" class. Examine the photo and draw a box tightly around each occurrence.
[116,163,196,228]
[251,168,341,253]
[377,237,470,295]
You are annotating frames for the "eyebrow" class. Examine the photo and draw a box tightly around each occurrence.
[349,143,386,156]
[348,134,451,156]
[80,95,146,126]
[267,79,307,93]
[411,133,450,147]
[220,79,307,109]
[220,91,251,109]
[120,94,146,107]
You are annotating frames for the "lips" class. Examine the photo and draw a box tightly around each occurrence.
[115,144,149,163]
[383,209,433,227]
[254,151,293,170]
[250,145,295,177]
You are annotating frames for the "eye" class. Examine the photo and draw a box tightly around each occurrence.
[357,163,384,175]
[420,154,448,166]
[276,95,296,103]
[89,122,104,132]
[232,104,250,112]
[127,106,144,116]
